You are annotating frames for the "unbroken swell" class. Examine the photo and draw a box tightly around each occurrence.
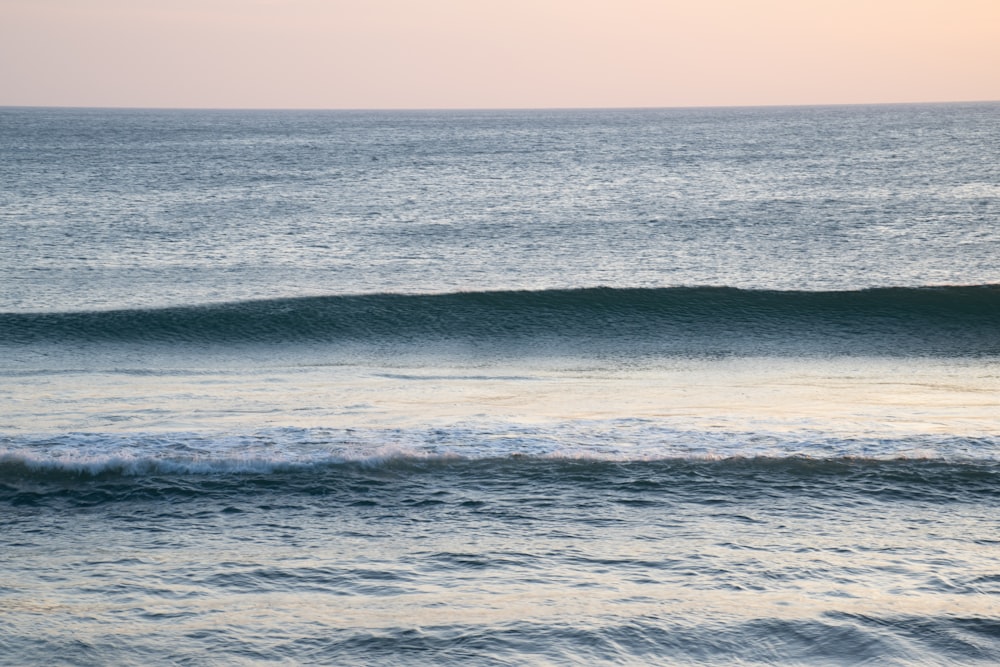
[2,285,999,356]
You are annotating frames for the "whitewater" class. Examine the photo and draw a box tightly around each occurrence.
[1,103,999,665]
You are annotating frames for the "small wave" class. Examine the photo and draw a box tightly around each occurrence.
[2,285,999,356]
[2,425,998,481]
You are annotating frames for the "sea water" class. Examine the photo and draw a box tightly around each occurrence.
[1,104,999,665]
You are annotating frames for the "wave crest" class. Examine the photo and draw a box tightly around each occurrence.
[3,285,999,356]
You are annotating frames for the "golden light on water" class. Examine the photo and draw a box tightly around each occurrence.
[9,356,999,437]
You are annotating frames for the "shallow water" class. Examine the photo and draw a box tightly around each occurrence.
[3,457,999,665]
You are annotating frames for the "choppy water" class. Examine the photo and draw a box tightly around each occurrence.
[1,103,999,665]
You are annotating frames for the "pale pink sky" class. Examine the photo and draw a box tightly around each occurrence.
[2,0,998,109]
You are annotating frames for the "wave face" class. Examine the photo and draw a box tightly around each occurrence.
[3,285,999,356]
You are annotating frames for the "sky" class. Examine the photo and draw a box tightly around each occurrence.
[1,0,998,110]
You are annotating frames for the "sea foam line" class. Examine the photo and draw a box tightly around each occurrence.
[1,424,997,478]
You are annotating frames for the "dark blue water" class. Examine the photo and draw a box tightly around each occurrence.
[1,103,999,665]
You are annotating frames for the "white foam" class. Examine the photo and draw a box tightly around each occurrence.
[1,422,996,477]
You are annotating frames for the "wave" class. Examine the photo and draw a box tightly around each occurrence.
[2,285,999,356]
[2,426,998,480]
[4,444,999,510]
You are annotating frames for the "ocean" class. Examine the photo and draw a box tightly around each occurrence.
[1,103,999,665]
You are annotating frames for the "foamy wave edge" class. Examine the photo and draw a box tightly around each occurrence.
[2,424,997,477]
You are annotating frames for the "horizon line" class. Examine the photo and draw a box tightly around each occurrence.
[2,99,999,114]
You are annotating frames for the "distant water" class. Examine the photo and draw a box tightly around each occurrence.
[2,104,999,665]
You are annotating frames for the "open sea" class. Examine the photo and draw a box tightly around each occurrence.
[1,103,999,665]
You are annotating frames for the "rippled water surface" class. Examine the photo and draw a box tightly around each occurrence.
[2,103,999,665]
[4,458,1000,665]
